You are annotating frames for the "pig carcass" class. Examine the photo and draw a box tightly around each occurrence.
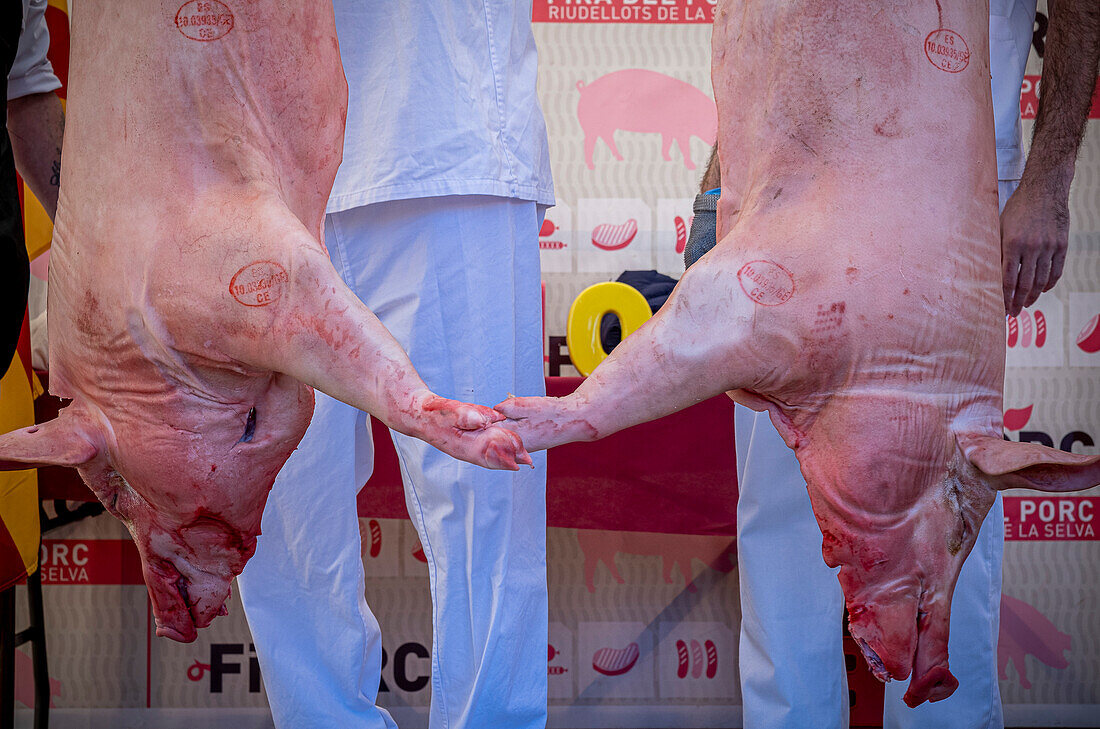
[577,69,717,170]
[501,0,1100,706]
[0,0,528,642]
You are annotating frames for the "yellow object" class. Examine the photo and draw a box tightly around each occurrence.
[0,336,39,589]
[566,282,652,376]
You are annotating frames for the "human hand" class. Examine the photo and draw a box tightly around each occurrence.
[999,180,1070,317]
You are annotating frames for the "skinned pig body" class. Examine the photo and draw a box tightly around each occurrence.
[499,0,1100,706]
[0,0,528,642]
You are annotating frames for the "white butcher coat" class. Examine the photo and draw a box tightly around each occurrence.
[737,3,1037,729]
[237,3,552,729]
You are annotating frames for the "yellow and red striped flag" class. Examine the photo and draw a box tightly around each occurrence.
[0,0,68,589]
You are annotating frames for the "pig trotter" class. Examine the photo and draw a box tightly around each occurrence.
[495,395,598,452]
[409,394,533,470]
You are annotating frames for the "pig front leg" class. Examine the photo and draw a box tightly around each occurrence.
[498,257,779,451]
[214,214,530,471]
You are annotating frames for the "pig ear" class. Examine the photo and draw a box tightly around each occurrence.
[0,412,101,470]
[957,432,1100,493]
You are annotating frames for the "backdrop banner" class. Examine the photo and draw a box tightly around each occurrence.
[14,2,1100,727]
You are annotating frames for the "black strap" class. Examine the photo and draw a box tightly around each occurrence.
[0,0,31,375]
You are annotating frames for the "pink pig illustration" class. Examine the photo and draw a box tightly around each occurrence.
[998,593,1071,689]
[575,529,736,593]
[15,648,61,709]
[577,69,717,170]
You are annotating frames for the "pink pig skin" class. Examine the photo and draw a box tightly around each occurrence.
[577,69,717,170]
[501,0,1100,707]
[0,0,529,643]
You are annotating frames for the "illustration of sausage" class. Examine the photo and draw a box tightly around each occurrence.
[675,639,689,679]
[368,519,381,558]
[592,642,640,676]
[675,216,687,254]
[1034,310,1046,348]
[540,218,556,237]
[1019,310,1033,348]
[705,639,717,679]
[690,639,704,679]
[1006,316,1018,348]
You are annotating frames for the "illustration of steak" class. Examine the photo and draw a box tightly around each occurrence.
[499,0,1100,707]
[0,0,528,643]
[593,642,640,676]
[591,219,638,251]
[1077,313,1100,353]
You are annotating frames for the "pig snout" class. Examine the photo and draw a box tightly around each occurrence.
[137,516,255,642]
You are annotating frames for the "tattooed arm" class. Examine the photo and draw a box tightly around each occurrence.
[7,90,64,220]
[1000,0,1100,316]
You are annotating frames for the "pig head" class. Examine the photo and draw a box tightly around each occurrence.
[0,385,312,641]
[791,393,1098,704]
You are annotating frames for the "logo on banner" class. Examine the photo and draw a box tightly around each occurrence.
[1003,497,1097,540]
[674,639,717,679]
[379,642,431,693]
[1005,300,1064,367]
[1077,313,1100,353]
[672,215,697,255]
[540,218,567,250]
[548,644,569,676]
[1001,405,1094,454]
[38,539,144,585]
[591,219,638,250]
[1020,75,1100,119]
[593,642,640,676]
[998,594,1072,689]
[188,643,262,693]
[1006,310,1048,349]
[577,70,716,170]
[532,0,716,24]
[575,530,736,593]
[362,518,382,558]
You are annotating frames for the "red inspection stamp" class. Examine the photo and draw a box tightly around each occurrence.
[175,1,234,42]
[924,29,969,73]
[230,261,288,307]
[738,260,794,306]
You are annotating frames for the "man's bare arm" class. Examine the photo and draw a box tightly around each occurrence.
[1000,0,1100,316]
[7,90,64,220]
[700,144,720,193]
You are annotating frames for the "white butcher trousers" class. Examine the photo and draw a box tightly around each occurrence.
[237,196,548,729]
[736,180,1019,729]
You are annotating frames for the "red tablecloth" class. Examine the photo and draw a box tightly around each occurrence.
[38,378,739,536]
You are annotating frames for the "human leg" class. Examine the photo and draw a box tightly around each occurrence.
[330,195,548,729]
[237,391,396,729]
[736,406,850,729]
[882,497,1004,729]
